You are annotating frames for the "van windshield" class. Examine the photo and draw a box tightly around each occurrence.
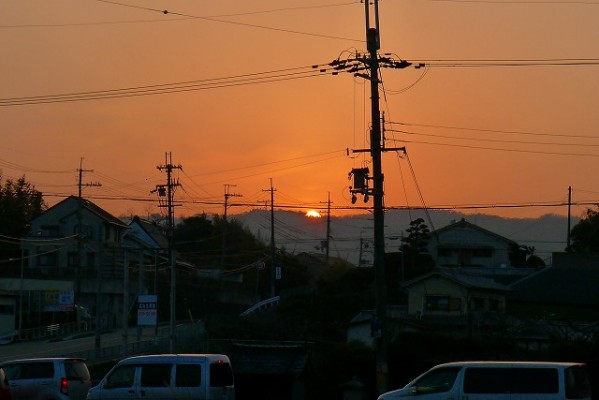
[412,367,460,394]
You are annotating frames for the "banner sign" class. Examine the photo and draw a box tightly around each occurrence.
[43,289,74,312]
[137,295,157,326]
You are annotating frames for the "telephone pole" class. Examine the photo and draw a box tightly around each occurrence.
[154,152,182,353]
[317,0,412,393]
[221,184,242,268]
[262,179,277,298]
[76,158,101,307]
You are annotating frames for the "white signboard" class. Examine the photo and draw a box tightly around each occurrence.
[137,295,157,326]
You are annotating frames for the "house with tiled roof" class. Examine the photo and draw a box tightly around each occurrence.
[402,269,512,318]
[428,218,528,270]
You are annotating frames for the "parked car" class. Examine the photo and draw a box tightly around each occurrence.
[0,367,11,400]
[378,361,592,400]
[0,358,91,400]
[87,354,235,400]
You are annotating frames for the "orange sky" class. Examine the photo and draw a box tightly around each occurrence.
[2,0,598,222]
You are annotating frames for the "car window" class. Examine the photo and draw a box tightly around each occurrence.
[176,364,201,387]
[565,365,592,399]
[65,360,90,381]
[464,367,509,393]
[209,362,234,387]
[140,364,172,388]
[413,367,461,394]
[1,364,23,380]
[510,368,558,393]
[105,365,136,389]
[22,362,54,379]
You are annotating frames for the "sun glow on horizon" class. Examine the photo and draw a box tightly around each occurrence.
[305,209,322,218]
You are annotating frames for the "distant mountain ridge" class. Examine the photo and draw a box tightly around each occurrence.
[234,209,575,267]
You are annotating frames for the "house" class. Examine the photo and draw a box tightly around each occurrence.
[428,218,527,269]
[402,269,511,318]
[8,196,162,332]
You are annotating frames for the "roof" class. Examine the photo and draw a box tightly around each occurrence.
[126,216,169,249]
[433,218,518,246]
[36,196,127,228]
[403,269,512,292]
[509,264,599,306]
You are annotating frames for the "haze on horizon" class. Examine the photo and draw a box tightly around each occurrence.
[2,0,598,222]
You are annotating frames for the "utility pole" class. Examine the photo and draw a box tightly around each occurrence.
[313,0,411,391]
[262,179,277,298]
[221,184,242,269]
[365,0,389,393]
[76,158,101,310]
[567,186,572,250]
[319,193,333,263]
[154,152,182,353]
[325,192,332,264]
[77,157,101,198]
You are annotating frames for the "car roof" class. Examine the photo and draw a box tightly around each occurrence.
[434,361,584,368]
[1,358,86,364]
[118,354,230,364]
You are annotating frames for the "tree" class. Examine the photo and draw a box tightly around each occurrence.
[0,174,46,267]
[568,207,599,253]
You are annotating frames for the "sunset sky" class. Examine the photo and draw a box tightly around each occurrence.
[2,0,598,222]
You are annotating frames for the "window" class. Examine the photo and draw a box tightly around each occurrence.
[40,225,59,237]
[464,367,558,394]
[425,296,450,311]
[140,364,171,387]
[22,362,54,379]
[65,360,90,381]
[473,248,493,257]
[412,367,461,394]
[176,364,201,387]
[464,368,509,393]
[510,368,558,393]
[106,365,136,389]
[210,362,234,387]
[0,305,15,315]
[37,250,58,267]
[68,252,78,267]
[565,365,592,399]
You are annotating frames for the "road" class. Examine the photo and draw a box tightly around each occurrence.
[0,326,164,363]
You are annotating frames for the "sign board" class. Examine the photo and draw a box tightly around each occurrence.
[137,295,157,326]
[43,289,74,312]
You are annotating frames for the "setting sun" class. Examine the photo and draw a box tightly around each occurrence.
[305,210,322,218]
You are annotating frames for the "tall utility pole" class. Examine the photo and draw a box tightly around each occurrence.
[155,152,182,353]
[325,192,332,264]
[221,184,242,268]
[76,158,101,307]
[567,186,573,250]
[364,0,389,394]
[262,179,277,298]
[77,157,102,198]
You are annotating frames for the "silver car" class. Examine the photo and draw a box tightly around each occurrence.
[1,358,91,400]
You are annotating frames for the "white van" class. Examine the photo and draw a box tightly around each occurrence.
[86,354,234,400]
[378,361,592,400]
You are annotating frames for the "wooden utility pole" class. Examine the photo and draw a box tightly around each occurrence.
[262,179,277,297]
[155,152,182,353]
[221,184,242,268]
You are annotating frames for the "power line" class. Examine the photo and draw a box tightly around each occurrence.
[94,0,363,42]
[0,65,334,106]
[387,121,599,140]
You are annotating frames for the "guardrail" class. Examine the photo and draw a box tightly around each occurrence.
[20,322,81,341]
